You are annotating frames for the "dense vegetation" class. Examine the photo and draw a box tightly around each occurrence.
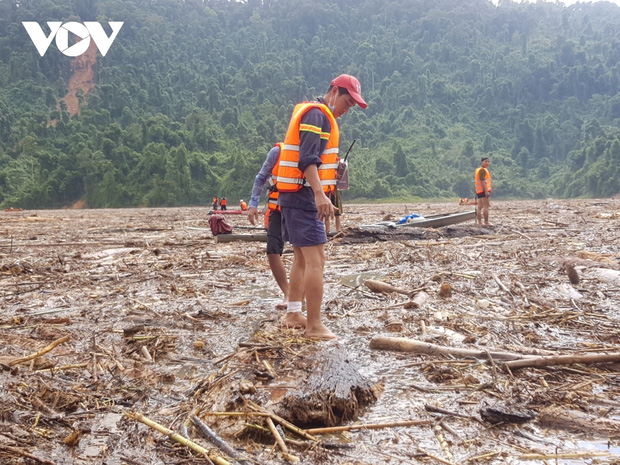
[0,0,619,209]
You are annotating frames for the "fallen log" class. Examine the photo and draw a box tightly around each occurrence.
[503,352,620,370]
[537,406,620,437]
[364,279,423,298]
[276,346,381,427]
[369,336,535,361]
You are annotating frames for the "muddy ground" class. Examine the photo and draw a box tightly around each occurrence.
[0,199,619,465]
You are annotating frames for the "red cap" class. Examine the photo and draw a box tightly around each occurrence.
[330,74,367,109]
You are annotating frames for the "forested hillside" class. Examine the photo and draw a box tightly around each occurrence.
[0,0,619,208]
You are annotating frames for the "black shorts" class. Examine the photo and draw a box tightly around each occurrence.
[476,192,486,199]
[266,209,284,255]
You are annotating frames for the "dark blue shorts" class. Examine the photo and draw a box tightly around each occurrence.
[266,209,284,255]
[281,207,327,247]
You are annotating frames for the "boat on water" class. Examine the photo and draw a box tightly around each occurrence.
[362,210,476,229]
[214,210,476,243]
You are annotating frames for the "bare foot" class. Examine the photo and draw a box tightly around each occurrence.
[275,299,288,310]
[282,312,307,328]
[305,323,337,340]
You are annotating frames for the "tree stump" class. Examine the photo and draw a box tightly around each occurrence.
[275,346,381,427]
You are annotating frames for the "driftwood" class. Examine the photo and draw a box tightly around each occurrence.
[190,415,249,464]
[8,335,70,367]
[126,412,231,465]
[364,279,423,298]
[215,233,267,243]
[276,346,380,427]
[504,352,620,370]
[306,418,433,435]
[369,336,535,361]
[406,291,428,309]
[537,406,620,437]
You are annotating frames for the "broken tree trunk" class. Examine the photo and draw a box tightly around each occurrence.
[276,346,381,427]
[370,336,535,361]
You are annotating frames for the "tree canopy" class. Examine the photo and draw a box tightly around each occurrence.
[1,0,619,209]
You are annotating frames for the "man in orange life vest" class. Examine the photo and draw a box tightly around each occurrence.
[475,157,492,225]
[239,199,248,211]
[248,143,289,310]
[276,74,367,340]
[212,196,218,211]
[220,197,227,211]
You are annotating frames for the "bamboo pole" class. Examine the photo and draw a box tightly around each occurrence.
[306,419,433,435]
[266,417,299,463]
[8,335,70,367]
[126,412,231,465]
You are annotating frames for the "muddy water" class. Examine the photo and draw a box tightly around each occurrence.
[1,200,619,464]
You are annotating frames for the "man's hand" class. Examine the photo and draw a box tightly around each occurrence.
[315,191,338,221]
[248,206,259,226]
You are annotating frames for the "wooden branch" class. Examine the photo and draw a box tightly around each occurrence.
[190,415,248,464]
[8,335,70,367]
[126,412,231,465]
[370,336,534,361]
[0,444,57,464]
[537,406,620,437]
[504,352,620,370]
[305,419,433,435]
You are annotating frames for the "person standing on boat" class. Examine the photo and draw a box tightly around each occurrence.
[248,143,289,310]
[475,157,492,225]
[276,74,367,340]
[220,197,227,211]
[212,196,218,211]
[240,199,248,211]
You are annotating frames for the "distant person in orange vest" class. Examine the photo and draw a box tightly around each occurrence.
[212,196,218,211]
[239,199,248,211]
[276,74,367,340]
[475,157,492,225]
[220,197,227,211]
[248,143,289,310]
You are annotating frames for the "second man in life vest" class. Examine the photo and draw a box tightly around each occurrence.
[475,157,492,225]
[276,74,367,340]
[247,143,289,310]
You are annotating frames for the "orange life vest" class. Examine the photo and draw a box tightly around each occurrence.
[267,143,283,211]
[276,102,339,194]
[220,198,227,206]
[264,209,270,230]
[475,167,492,194]
[240,200,248,211]
[212,197,218,203]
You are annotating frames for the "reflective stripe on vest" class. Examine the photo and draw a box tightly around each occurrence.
[268,143,283,211]
[276,102,339,193]
[475,167,492,194]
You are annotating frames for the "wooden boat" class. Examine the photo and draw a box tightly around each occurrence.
[215,211,476,242]
[365,210,476,229]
